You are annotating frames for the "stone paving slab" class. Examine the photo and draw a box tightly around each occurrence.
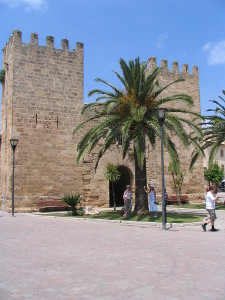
[0,210,225,300]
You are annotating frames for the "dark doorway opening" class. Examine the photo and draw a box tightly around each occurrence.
[109,166,132,207]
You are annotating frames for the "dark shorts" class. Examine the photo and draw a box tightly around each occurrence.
[207,209,217,221]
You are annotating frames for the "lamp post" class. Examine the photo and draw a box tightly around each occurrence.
[10,138,19,217]
[156,108,167,230]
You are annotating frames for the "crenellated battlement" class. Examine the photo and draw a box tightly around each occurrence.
[148,56,198,76]
[2,30,84,58]
[31,32,39,45]
[0,30,204,212]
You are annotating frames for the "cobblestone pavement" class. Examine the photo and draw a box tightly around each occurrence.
[0,209,225,300]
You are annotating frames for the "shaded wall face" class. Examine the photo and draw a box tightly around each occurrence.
[109,165,132,207]
[1,40,14,201]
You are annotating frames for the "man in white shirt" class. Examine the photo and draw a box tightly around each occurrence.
[202,186,219,232]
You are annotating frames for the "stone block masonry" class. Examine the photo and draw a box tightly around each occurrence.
[81,57,205,206]
[0,30,205,211]
[146,57,204,201]
[1,30,84,210]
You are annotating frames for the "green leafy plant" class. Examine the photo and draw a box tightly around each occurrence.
[0,69,5,85]
[204,162,224,191]
[61,194,83,215]
[191,90,225,169]
[104,163,121,210]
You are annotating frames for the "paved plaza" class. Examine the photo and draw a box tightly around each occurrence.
[0,209,225,300]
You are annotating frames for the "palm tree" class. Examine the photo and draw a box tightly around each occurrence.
[191,90,225,169]
[104,163,121,210]
[74,57,202,214]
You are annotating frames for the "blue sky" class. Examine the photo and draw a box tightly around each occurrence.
[0,0,225,117]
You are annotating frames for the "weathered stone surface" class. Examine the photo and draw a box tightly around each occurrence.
[84,206,100,215]
[1,31,84,210]
[0,31,205,211]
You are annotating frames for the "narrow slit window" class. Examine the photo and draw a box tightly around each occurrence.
[35,114,37,125]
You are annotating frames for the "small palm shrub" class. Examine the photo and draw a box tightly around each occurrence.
[61,194,83,215]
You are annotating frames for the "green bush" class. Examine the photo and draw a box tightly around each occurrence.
[61,194,83,215]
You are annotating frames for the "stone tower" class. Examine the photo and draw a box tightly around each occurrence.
[80,57,205,206]
[1,30,84,210]
[145,57,204,201]
[0,30,205,212]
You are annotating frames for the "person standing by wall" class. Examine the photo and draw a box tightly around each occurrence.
[144,184,158,217]
[202,185,219,232]
[123,185,132,218]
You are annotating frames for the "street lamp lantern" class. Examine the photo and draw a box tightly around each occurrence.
[156,108,167,230]
[156,108,167,123]
[10,138,19,148]
[10,138,19,217]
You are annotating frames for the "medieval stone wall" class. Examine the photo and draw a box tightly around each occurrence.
[146,57,204,201]
[82,143,135,207]
[1,34,14,206]
[82,58,205,206]
[0,30,205,211]
[1,30,84,209]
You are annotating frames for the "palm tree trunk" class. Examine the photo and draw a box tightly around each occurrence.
[174,186,180,205]
[112,182,116,211]
[133,148,149,214]
[178,187,181,206]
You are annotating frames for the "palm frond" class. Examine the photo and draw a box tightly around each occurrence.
[163,132,180,170]
[156,94,193,107]
[75,57,203,176]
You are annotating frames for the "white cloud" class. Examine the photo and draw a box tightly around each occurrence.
[154,33,168,49]
[202,42,211,52]
[203,40,225,65]
[0,0,47,11]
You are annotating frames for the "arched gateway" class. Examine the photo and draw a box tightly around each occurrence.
[109,166,134,207]
[0,31,205,212]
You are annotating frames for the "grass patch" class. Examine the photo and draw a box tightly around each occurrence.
[41,210,203,223]
[170,202,225,210]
